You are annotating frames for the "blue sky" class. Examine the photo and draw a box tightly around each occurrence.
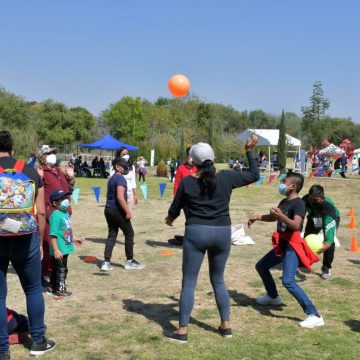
[1,0,359,121]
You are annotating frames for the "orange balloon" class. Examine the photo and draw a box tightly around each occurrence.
[168,74,190,97]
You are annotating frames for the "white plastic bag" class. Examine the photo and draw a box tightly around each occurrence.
[231,224,255,246]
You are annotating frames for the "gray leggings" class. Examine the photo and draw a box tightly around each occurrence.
[179,224,231,326]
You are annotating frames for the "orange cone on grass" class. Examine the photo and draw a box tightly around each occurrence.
[347,208,354,217]
[348,216,356,230]
[350,235,359,252]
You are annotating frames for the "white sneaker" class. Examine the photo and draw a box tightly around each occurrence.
[256,294,283,306]
[101,261,113,271]
[321,269,332,280]
[300,315,324,328]
[124,259,145,270]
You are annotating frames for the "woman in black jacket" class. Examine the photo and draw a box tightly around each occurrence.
[164,135,258,343]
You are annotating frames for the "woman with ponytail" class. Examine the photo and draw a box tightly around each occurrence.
[165,136,259,343]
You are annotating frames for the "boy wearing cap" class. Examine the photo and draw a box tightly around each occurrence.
[48,190,74,297]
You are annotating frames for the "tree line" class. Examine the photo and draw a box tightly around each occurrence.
[1,82,359,162]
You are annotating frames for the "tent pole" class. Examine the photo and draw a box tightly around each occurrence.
[268,145,271,176]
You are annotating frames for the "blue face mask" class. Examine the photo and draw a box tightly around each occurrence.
[278,183,288,196]
[59,199,70,211]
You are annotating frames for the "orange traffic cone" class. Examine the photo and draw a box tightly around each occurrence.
[350,235,359,252]
[348,208,355,217]
[348,216,356,229]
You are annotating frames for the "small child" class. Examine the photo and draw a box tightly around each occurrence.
[48,189,75,297]
[248,172,324,328]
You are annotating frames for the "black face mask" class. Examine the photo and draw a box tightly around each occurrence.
[310,200,323,209]
[122,167,129,176]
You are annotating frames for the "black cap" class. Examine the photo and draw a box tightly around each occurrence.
[50,189,71,202]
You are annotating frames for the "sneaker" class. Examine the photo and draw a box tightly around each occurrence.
[168,236,183,246]
[300,314,324,328]
[45,287,54,296]
[29,337,56,356]
[321,268,332,280]
[101,261,113,271]
[218,327,232,338]
[54,290,72,297]
[164,332,187,344]
[124,259,145,270]
[0,350,10,360]
[256,295,283,306]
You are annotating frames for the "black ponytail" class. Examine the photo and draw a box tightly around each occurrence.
[198,160,216,196]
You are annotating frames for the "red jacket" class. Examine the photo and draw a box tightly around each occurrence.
[41,166,72,220]
[272,231,320,270]
[174,163,198,196]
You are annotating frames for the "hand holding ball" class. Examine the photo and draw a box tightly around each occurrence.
[305,234,323,253]
[168,74,190,97]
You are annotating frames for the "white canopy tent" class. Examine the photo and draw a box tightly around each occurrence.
[236,129,301,174]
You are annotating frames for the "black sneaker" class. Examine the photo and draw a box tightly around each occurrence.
[0,350,10,360]
[168,236,183,246]
[218,327,232,338]
[164,331,187,344]
[29,338,56,356]
[54,290,72,297]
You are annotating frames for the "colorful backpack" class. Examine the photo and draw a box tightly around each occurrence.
[0,160,37,236]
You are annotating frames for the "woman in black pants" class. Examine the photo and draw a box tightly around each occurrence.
[164,135,259,343]
[101,157,144,271]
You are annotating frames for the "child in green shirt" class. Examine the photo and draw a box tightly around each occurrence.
[48,189,74,297]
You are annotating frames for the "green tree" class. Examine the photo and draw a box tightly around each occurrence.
[301,81,330,147]
[102,96,145,144]
[277,110,287,174]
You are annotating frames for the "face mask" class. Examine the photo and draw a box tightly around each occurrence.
[122,154,130,161]
[46,154,57,165]
[278,183,288,196]
[59,199,70,211]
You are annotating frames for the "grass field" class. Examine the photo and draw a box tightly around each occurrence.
[6,167,360,360]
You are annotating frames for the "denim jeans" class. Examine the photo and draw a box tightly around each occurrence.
[255,247,318,315]
[0,232,45,353]
[179,224,231,326]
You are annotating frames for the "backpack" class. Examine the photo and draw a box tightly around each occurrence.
[0,160,37,236]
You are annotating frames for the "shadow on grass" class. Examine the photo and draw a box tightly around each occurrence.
[344,320,360,332]
[84,237,124,245]
[348,259,360,265]
[228,290,302,322]
[123,296,218,334]
[145,240,181,249]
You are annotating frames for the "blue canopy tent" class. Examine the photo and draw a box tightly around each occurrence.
[78,134,138,151]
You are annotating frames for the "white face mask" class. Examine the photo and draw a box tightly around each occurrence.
[46,154,57,165]
[122,154,130,161]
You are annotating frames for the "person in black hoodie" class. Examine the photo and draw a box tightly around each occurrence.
[164,135,259,343]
